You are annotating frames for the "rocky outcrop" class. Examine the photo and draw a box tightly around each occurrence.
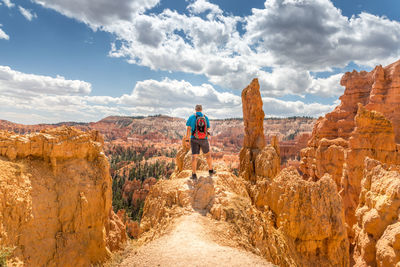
[137,78,349,267]
[265,168,349,266]
[301,60,400,241]
[122,177,157,208]
[353,158,400,266]
[0,126,126,266]
[301,104,400,240]
[301,60,400,179]
[239,78,280,182]
[140,156,349,266]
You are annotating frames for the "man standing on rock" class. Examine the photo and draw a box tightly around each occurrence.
[185,104,215,180]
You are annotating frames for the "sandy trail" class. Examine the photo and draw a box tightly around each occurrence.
[119,213,274,267]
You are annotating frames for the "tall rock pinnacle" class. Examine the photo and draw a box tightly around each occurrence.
[239,78,279,182]
[241,78,265,150]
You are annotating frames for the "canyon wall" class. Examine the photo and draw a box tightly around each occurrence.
[0,126,126,266]
[300,60,400,241]
[353,158,400,266]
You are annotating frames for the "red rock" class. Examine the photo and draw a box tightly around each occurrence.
[239,79,280,182]
[300,59,400,242]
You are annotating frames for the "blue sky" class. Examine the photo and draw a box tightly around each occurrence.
[0,0,399,124]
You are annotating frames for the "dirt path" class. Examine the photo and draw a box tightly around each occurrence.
[118,213,274,267]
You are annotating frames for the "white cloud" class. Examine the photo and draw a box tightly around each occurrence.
[0,26,9,40]
[307,73,344,97]
[2,0,14,8]
[27,0,400,99]
[244,0,400,70]
[188,0,222,16]
[8,0,399,122]
[0,65,335,124]
[32,0,160,28]
[0,66,92,96]
[18,6,37,21]
[262,97,335,117]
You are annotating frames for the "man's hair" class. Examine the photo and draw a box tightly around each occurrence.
[195,104,202,112]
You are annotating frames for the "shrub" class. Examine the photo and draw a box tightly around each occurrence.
[0,247,14,267]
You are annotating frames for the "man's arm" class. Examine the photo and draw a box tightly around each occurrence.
[185,126,191,140]
[186,126,191,138]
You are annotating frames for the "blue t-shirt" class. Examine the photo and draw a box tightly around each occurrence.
[186,112,210,139]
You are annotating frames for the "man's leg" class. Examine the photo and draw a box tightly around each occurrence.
[192,154,198,175]
[191,139,200,179]
[201,139,215,175]
[205,152,212,170]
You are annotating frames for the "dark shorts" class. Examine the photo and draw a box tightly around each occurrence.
[191,138,210,155]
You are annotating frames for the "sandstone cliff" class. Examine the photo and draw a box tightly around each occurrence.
[0,126,126,266]
[133,79,349,267]
[353,158,400,266]
[301,60,400,241]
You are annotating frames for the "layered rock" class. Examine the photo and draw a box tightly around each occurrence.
[140,151,349,266]
[353,158,400,266]
[239,78,280,182]
[0,126,126,266]
[301,60,400,178]
[137,78,349,266]
[301,60,400,241]
[264,168,349,266]
[302,104,400,240]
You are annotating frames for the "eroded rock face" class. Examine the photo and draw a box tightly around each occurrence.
[140,165,349,266]
[239,78,280,182]
[353,158,400,267]
[300,61,400,240]
[301,60,400,180]
[302,104,400,240]
[0,126,126,266]
[265,168,349,266]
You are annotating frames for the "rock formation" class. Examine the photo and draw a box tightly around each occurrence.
[140,150,349,266]
[353,158,400,266]
[0,126,126,266]
[301,104,400,240]
[239,78,280,182]
[136,78,349,267]
[301,60,400,242]
[122,177,157,208]
[264,168,349,266]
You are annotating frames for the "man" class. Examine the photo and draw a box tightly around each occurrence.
[185,104,215,180]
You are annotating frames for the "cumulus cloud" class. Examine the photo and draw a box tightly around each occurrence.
[2,0,14,8]
[8,0,399,122]
[262,97,335,117]
[245,0,400,69]
[188,0,222,16]
[32,0,160,28]
[0,65,92,97]
[0,26,9,40]
[18,6,37,21]
[27,0,400,99]
[307,73,344,97]
[0,65,335,124]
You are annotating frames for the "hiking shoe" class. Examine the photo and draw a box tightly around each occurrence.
[191,173,197,180]
[209,169,216,175]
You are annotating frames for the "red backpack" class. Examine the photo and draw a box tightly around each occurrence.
[194,115,207,139]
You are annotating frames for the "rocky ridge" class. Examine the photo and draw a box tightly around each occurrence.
[133,79,349,267]
[0,126,126,266]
